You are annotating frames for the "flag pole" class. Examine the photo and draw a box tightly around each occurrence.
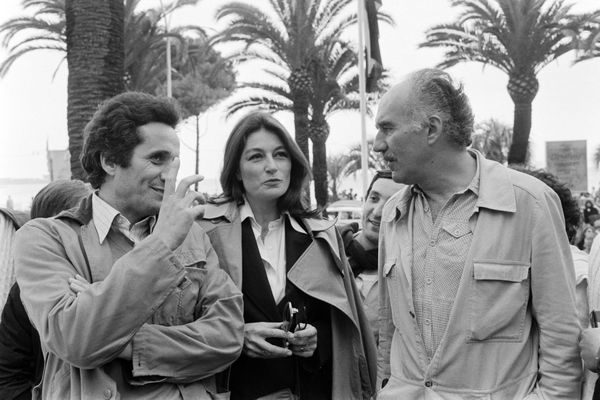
[357,0,369,198]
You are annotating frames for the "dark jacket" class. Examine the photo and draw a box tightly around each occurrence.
[0,283,42,400]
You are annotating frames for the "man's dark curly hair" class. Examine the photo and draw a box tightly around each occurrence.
[80,92,180,189]
[512,166,581,241]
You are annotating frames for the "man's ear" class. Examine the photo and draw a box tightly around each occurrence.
[100,154,117,177]
[426,115,443,145]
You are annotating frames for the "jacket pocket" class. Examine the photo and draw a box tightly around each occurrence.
[467,261,530,342]
[152,261,205,326]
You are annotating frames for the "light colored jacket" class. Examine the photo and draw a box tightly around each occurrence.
[198,202,377,400]
[377,154,582,400]
[14,196,244,399]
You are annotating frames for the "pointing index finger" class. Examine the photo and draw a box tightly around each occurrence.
[164,157,180,197]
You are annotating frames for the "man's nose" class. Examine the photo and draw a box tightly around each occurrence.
[373,132,386,153]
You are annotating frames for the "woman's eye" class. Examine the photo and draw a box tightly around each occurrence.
[275,151,289,158]
[248,153,262,160]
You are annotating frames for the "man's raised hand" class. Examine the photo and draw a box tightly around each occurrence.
[152,157,205,250]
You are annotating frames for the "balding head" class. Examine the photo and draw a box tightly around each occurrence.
[383,69,475,148]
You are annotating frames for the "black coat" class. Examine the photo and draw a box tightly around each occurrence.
[0,283,43,400]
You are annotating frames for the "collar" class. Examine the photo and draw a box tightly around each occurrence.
[203,200,336,233]
[382,149,516,223]
[91,193,156,244]
[239,199,306,235]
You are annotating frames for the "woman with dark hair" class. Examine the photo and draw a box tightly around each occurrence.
[0,180,91,400]
[199,111,376,400]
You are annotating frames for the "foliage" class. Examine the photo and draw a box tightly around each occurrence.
[573,10,600,62]
[214,0,392,206]
[327,153,349,202]
[171,38,236,118]
[419,0,586,164]
[470,118,513,164]
[343,139,387,176]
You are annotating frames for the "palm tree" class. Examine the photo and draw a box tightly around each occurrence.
[327,153,349,202]
[573,10,600,62]
[1,0,229,178]
[470,118,513,164]
[214,0,392,206]
[419,0,585,164]
[65,0,125,179]
[0,0,66,78]
[343,139,386,176]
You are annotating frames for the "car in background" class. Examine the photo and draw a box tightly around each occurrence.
[325,199,363,228]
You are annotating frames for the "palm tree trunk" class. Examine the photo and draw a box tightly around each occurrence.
[507,101,532,165]
[292,93,310,160]
[312,136,328,208]
[65,0,124,180]
[310,117,330,208]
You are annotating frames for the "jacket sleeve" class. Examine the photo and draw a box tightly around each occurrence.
[129,234,244,383]
[376,219,393,389]
[14,220,187,369]
[531,189,582,399]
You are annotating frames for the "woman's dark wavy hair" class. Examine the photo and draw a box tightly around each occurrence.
[512,166,581,241]
[31,179,91,219]
[218,111,318,217]
[81,92,180,189]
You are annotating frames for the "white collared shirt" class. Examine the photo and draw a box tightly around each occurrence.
[239,201,308,304]
[92,193,156,244]
[240,202,287,304]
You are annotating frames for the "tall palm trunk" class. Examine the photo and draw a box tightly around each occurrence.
[506,71,538,165]
[508,101,532,164]
[65,0,124,180]
[310,117,330,208]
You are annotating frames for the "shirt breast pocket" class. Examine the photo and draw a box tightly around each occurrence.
[383,259,406,327]
[467,261,530,342]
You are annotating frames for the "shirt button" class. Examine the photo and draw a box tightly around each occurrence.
[424,319,431,325]
[103,389,113,399]
[429,240,436,246]
[425,381,433,387]
[426,278,432,285]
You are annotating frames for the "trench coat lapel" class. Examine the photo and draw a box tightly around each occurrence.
[79,221,113,283]
[287,237,357,328]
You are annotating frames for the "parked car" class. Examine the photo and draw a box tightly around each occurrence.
[326,199,362,228]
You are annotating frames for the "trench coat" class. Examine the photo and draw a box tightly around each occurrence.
[14,195,244,399]
[198,202,377,400]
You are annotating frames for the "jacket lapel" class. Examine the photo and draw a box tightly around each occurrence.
[241,219,280,321]
[79,220,113,283]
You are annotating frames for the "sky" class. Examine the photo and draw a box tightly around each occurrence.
[0,0,599,195]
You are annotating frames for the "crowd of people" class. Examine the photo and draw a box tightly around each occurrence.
[0,68,599,399]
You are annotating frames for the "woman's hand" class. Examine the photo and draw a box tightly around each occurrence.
[288,324,318,358]
[68,274,91,295]
[243,322,293,359]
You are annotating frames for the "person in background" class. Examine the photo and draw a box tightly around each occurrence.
[0,180,91,400]
[339,171,403,345]
[0,207,29,312]
[13,92,243,399]
[585,200,599,225]
[374,68,581,399]
[198,111,377,400]
[512,167,595,398]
